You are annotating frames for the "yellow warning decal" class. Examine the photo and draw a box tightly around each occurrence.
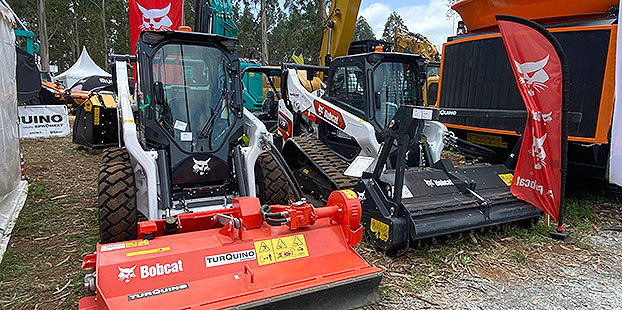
[342,190,358,199]
[498,173,514,186]
[84,100,92,112]
[126,247,171,257]
[370,218,389,242]
[126,240,149,248]
[93,107,100,125]
[100,239,150,252]
[254,234,309,266]
[466,132,508,148]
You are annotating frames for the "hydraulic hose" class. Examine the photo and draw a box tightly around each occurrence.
[260,204,289,226]
[265,141,304,201]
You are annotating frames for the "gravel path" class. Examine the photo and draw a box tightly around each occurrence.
[386,231,622,309]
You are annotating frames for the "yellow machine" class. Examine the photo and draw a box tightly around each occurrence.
[319,0,362,66]
[394,28,440,61]
[394,28,441,106]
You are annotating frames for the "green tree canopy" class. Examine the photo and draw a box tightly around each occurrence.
[352,16,375,41]
[381,11,408,43]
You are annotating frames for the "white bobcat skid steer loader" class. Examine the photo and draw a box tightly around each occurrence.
[98,31,299,243]
[277,52,542,254]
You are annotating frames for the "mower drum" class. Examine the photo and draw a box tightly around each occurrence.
[78,190,382,310]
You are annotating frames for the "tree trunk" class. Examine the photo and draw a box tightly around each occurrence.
[260,0,268,64]
[37,0,49,72]
[102,0,108,66]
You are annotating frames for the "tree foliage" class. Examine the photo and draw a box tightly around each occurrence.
[381,11,408,43]
[9,1,425,72]
[352,16,375,41]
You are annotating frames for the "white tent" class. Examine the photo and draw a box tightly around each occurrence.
[0,1,27,264]
[53,46,111,88]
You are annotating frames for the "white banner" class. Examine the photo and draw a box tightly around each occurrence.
[609,2,622,186]
[18,105,70,139]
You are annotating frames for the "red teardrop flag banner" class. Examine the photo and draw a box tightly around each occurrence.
[496,15,569,224]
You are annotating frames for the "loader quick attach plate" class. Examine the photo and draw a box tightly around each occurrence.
[78,218,382,310]
[358,163,542,249]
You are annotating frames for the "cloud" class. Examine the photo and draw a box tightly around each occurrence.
[359,3,392,34]
[360,0,456,49]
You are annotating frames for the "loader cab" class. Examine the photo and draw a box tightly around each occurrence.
[135,31,244,203]
[322,53,427,160]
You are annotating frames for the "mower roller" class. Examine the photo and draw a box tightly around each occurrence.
[79,191,381,309]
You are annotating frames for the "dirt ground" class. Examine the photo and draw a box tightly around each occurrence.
[0,134,621,309]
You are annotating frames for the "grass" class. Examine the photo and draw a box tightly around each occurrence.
[0,135,100,310]
[405,274,432,294]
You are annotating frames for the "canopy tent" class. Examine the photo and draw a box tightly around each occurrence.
[53,46,110,88]
[0,1,28,264]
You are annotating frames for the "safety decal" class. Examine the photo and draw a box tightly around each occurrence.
[101,239,150,252]
[173,120,187,131]
[205,249,256,267]
[84,100,92,112]
[342,189,358,199]
[370,218,389,242]
[126,247,171,257]
[498,173,514,186]
[127,283,189,301]
[466,132,508,148]
[93,107,100,125]
[254,234,309,266]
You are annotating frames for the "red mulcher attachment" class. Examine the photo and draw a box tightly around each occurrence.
[79,190,382,310]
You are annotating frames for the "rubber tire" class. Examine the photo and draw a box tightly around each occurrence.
[98,161,138,243]
[101,147,129,164]
[255,153,295,205]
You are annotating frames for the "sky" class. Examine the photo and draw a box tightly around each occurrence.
[359,0,457,49]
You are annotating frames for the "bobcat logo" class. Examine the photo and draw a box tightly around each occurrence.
[118,266,136,283]
[529,134,547,170]
[137,3,173,31]
[192,158,211,175]
[514,55,550,96]
[533,111,553,124]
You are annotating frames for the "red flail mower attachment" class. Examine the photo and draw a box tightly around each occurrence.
[79,190,382,310]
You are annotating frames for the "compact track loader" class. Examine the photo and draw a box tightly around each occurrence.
[277,52,542,254]
[79,31,381,309]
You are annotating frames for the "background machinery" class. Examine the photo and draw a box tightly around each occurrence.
[277,51,541,254]
[80,30,381,309]
[393,28,441,107]
[437,0,622,197]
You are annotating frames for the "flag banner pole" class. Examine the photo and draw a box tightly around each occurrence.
[496,15,570,239]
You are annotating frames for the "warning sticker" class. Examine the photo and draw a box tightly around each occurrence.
[370,218,389,242]
[254,234,309,266]
[466,132,508,148]
[342,189,358,199]
[498,173,514,186]
[127,247,171,257]
[93,107,100,125]
[101,240,150,252]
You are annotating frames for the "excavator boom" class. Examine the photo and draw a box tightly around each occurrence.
[319,0,362,66]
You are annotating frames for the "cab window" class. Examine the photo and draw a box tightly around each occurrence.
[373,62,419,128]
[328,65,365,118]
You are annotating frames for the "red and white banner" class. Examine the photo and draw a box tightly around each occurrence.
[497,16,565,222]
[129,0,183,54]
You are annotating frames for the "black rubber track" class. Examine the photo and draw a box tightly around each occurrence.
[98,161,137,243]
[101,147,130,164]
[255,153,295,205]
